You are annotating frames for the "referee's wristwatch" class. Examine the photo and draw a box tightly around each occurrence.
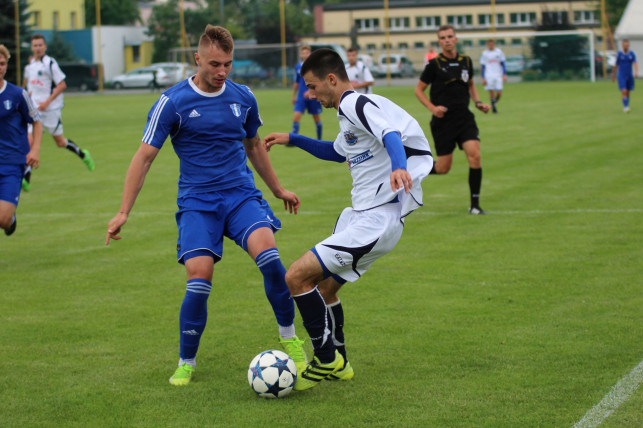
[474,100,483,107]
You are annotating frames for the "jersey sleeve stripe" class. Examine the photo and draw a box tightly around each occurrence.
[143,94,170,144]
[21,89,40,121]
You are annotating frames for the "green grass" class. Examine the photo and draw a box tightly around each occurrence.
[1,80,642,427]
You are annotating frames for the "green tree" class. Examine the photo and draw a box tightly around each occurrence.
[85,0,142,26]
[0,0,31,84]
[603,0,629,29]
[46,31,78,62]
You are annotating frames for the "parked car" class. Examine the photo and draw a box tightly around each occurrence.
[229,60,271,82]
[308,42,349,63]
[151,62,196,85]
[357,54,375,71]
[59,63,101,91]
[110,66,170,89]
[375,54,415,77]
[505,55,525,74]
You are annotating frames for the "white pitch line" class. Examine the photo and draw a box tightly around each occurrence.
[573,359,643,428]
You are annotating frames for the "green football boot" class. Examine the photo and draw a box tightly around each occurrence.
[169,363,195,386]
[294,350,344,391]
[327,360,354,381]
[279,335,308,375]
[81,149,95,171]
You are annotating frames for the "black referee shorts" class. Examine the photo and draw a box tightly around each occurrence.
[430,113,480,157]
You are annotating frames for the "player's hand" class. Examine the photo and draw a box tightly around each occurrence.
[476,103,491,114]
[263,133,290,151]
[503,75,508,83]
[26,150,40,169]
[275,189,300,214]
[482,78,487,86]
[38,100,50,111]
[106,212,128,245]
[390,169,412,194]
[431,105,448,118]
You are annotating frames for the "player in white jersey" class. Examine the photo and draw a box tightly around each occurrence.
[22,34,94,191]
[479,39,507,113]
[345,47,374,94]
[264,48,433,391]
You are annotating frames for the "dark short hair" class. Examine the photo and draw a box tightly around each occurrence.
[199,25,234,53]
[437,24,455,35]
[31,33,46,42]
[347,47,358,54]
[300,48,349,82]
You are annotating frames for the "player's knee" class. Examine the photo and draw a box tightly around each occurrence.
[434,163,451,174]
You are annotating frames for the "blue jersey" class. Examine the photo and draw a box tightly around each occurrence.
[0,81,39,165]
[616,50,637,78]
[142,77,263,198]
[294,62,308,99]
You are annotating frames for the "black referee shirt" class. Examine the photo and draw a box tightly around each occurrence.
[419,53,474,115]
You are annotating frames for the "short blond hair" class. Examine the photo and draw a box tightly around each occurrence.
[0,44,10,61]
[199,25,234,53]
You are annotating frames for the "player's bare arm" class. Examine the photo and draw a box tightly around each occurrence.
[244,134,300,214]
[106,143,159,245]
[414,80,447,118]
[263,132,291,151]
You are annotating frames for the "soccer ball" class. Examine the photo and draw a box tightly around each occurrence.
[248,349,297,398]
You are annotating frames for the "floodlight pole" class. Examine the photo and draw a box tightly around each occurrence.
[600,0,607,79]
[280,0,287,88]
[490,0,496,33]
[14,0,21,85]
[384,0,391,84]
[96,0,103,92]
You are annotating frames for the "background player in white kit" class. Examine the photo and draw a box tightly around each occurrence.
[479,39,507,114]
[345,47,374,94]
[264,48,433,391]
[23,34,94,191]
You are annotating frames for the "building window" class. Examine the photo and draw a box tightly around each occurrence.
[381,42,392,51]
[479,39,487,47]
[366,43,377,53]
[388,17,410,31]
[510,12,536,26]
[32,11,41,28]
[355,18,380,33]
[574,10,597,24]
[512,38,522,47]
[414,41,425,51]
[478,14,505,27]
[132,45,141,63]
[496,39,506,46]
[447,15,473,28]
[53,11,59,30]
[70,12,77,29]
[416,15,441,29]
[463,40,473,47]
[398,42,409,50]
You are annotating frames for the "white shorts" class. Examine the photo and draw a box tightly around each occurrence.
[484,75,503,91]
[28,108,64,136]
[313,203,404,283]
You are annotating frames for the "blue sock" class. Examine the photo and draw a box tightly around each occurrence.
[623,97,629,108]
[292,122,300,134]
[327,301,347,362]
[255,248,295,327]
[293,287,335,362]
[179,279,211,360]
[316,121,323,139]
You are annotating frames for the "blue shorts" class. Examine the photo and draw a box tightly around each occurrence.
[294,97,322,115]
[175,184,281,264]
[0,164,24,206]
[618,75,635,91]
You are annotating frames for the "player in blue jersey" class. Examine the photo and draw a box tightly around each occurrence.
[0,45,42,236]
[105,25,307,386]
[291,45,323,139]
[612,39,638,113]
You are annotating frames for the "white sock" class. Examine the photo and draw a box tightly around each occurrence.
[279,324,296,340]
[179,358,196,368]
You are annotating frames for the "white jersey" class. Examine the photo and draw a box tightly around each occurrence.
[26,55,66,110]
[480,48,506,77]
[334,91,433,216]
[345,61,374,94]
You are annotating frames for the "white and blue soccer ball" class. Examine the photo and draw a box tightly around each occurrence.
[248,349,297,398]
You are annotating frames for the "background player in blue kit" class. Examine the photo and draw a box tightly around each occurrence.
[612,39,638,113]
[265,48,433,391]
[0,45,42,236]
[105,25,306,386]
[291,45,323,139]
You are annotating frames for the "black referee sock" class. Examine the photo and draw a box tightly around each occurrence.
[469,167,482,208]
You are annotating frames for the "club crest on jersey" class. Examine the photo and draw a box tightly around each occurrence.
[461,69,469,82]
[4,100,11,110]
[229,103,241,117]
[348,150,373,169]
[343,130,358,145]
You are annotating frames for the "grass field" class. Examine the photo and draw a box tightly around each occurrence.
[1,80,642,427]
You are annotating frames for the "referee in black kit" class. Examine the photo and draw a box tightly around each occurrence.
[415,24,490,215]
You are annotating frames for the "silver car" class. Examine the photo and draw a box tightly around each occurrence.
[110,66,170,89]
[375,54,415,77]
